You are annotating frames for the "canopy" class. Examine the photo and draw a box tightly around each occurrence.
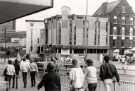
[0,0,53,24]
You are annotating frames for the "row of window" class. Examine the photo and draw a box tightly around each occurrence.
[112,40,133,48]
[113,16,134,25]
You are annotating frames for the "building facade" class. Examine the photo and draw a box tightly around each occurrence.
[0,21,26,57]
[26,20,45,54]
[93,0,135,54]
[42,15,109,56]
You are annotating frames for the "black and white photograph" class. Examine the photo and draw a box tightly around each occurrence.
[0,0,135,91]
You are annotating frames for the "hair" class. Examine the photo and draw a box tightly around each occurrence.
[86,59,93,66]
[26,54,30,59]
[8,60,12,64]
[22,57,26,61]
[104,55,110,63]
[72,59,78,66]
[47,63,55,72]
[15,59,18,64]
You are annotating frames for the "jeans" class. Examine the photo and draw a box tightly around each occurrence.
[7,75,13,89]
[22,72,27,88]
[104,79,113,91]
[30,71,36,87]
[88,83,97,91]
[12,75,19,89]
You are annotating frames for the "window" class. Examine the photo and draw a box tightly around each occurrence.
[121,16,125,25]
[113,16,118,24]
[121,27,125,40]
[121,40,124,47]
[112,40,115,47]
[113,27,117,40]
[129,27,133,40]
[130,17,134,25]
[121,6,126,13]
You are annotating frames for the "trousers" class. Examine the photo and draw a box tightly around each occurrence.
[22,72,27,88]
[30,71,36,87]
[104,79,113,91]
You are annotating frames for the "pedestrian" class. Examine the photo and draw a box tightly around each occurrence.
[12,59,20,89]
[30,58,38,87]
[99,55,120,91]
[85,59,97,91]
[4,60,15,89]
[25,54,30,65]
[20,58,30,88]
[69,59,85,91]
[37,62,61,91]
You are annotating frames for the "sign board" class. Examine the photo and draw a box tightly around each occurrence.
[61,49,70,55]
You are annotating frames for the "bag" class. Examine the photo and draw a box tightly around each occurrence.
[3,66,8,81]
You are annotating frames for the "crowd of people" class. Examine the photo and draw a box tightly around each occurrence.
[3,54,120,91]
[37,55,120,91]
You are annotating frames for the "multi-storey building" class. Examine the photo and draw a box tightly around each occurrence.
[42,15,109,56]
[0,21,26,57]
[93,0,135,54]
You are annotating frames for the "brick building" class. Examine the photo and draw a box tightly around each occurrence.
[93,0,135,54]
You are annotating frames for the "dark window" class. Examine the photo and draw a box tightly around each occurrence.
[113,40,115,47]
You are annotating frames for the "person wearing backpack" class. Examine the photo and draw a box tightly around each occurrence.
[99,55,120,91]
[4,60,15,89]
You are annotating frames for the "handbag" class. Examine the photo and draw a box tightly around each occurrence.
[3,66,8,81]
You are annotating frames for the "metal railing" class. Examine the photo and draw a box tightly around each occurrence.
[59,68,135,91]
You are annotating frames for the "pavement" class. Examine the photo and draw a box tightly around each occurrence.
[0,71,70,91]
[0,74,45,91]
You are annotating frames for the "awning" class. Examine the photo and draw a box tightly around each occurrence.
[0,0,53,24]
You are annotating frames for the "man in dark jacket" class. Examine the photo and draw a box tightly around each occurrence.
[99,55,120,91]
[12,59,20,89]
[37,62,61,91]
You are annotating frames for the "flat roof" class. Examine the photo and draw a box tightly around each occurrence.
[0,0,53,24]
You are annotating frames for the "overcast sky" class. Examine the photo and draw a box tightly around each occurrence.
[16,0,135,31]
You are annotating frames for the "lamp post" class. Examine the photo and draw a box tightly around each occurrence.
[30,23,34,54]
[85,0,88,56]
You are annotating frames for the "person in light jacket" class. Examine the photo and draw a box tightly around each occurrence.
[20,58,30,88]
[85,59,97,91]
[5,60,15,89]
[30,58,38,87]
[69,59,85,91]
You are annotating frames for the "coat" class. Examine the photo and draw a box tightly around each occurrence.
[37,71,61,91]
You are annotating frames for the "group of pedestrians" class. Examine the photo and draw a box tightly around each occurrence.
[3,54,38,90]
[69,55,120,91]
[37,55,120,91]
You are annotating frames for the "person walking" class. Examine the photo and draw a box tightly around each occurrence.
[99,55,120,91]
[85,59,97,91]
[4,60,15,89]
[20,58,30,88]
[37,62,61,91]
[12,59,20,89]
[69,59,85,91]
[30,58,38,87]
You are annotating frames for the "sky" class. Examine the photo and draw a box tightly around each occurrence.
[16,0,135,31]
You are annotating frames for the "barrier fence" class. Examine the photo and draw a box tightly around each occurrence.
[59,68,135,91]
